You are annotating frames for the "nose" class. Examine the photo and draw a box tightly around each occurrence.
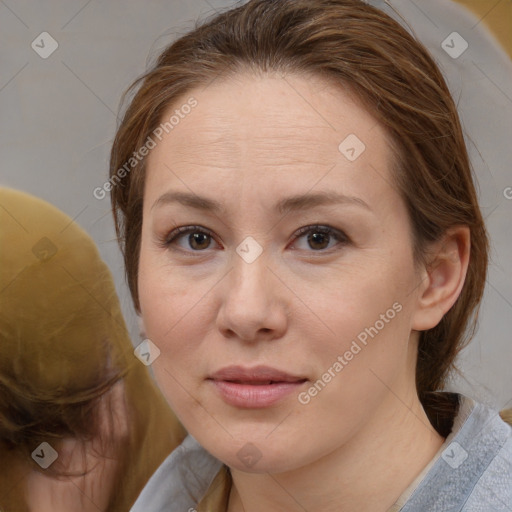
[216,252,288,343]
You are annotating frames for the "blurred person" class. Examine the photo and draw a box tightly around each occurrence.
[0,187,187,511]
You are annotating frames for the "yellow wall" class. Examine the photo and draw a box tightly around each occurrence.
[454,0,512,58]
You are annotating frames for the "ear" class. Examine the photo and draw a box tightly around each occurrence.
[411,226,470,331]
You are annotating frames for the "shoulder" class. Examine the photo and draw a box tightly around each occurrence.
[402,395,512,512]
[130,434,223,512]
[462,408,512,511]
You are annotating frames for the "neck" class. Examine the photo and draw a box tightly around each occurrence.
[227,388,445,512]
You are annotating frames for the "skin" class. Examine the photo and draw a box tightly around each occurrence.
[138,72,470,512]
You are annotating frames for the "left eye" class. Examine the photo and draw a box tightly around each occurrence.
[162,224,349,253]
[291,225,349,252]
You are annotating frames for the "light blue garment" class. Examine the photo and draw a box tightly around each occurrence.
[400,394,512,511]
[129,433,223,512]
[130,393,512,511]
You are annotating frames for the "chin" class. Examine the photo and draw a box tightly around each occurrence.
[222,449,300,475]
[195,430,306,475]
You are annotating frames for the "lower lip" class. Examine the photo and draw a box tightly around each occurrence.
[209,379,307,408]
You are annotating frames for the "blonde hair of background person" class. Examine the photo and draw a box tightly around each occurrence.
[0,187,187,511]
[106,0,512,510]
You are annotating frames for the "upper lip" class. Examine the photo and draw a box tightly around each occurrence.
[208,365,307,384]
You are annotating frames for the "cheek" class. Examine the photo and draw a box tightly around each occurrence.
[316,300,407,380]
[296,303,413,441]
[138,238,180,331]
[137,247,212,373]
[139,274,196,354]
[305,258,415,391]
[315,260,406,343]
[137,259,206,418]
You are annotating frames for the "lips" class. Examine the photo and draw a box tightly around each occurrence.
[208,365,307,384]
[226,380,276,385]
[207,365,308,408]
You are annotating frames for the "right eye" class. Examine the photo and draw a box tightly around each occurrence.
[162,225,222,253]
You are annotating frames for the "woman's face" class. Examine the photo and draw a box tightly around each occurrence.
[139,72,424,472]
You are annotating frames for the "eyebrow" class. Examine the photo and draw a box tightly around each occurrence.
[151,190,372,215]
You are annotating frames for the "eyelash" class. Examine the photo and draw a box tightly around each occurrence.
[160,224,350,255]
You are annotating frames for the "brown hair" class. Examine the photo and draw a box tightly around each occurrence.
[109,0,489,435]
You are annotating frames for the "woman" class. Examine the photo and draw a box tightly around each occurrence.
[108,0,512,510]
[0,187,187,511]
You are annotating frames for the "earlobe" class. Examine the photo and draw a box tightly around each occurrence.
[411,226,470,331]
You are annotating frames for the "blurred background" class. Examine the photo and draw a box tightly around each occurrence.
[1,0,511,409]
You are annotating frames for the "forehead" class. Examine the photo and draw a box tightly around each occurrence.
[145,72,396,207]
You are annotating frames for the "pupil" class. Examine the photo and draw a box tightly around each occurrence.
[191,233,209,249]
[309,232,328,250]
